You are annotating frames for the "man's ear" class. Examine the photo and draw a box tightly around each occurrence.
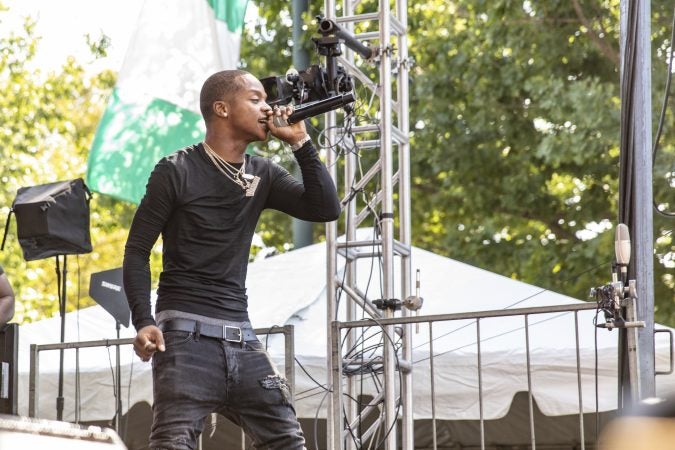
[213,101,229,118]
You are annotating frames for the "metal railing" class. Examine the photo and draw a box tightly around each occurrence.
[329,302,673,450]
[28,325,296,442]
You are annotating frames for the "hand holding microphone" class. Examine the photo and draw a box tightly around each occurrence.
[267,104,308,148]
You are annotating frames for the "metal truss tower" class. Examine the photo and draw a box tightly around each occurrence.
[322,0,412,449]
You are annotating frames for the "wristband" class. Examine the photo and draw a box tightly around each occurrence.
[290,134,311,151]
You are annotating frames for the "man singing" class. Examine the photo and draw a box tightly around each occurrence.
[123,69,340,449]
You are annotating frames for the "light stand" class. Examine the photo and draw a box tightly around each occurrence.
[3,178,94,422]
[89,267,130,436]
[55,255,67,421]
[115,320,122,434]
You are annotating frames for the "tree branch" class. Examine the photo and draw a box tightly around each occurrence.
[571,0,620,67]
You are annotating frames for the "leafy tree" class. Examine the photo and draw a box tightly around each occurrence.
[0,8,144,323]
[407,0,674,323]
[239,2,331,252]
[1,0,672,328]
[240,0,674,324]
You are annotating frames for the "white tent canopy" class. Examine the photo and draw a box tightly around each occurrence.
[17,234,675,422]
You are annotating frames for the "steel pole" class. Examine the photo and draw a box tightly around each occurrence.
[378,0,397,448]
[619,0,655,400]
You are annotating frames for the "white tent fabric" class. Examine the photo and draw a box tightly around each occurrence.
[17,235,675,422]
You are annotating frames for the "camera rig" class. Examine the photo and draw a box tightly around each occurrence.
[260,15,372,125]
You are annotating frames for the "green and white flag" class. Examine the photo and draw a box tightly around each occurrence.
[86,0,248,204]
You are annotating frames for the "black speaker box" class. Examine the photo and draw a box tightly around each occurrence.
[3,179,92,261]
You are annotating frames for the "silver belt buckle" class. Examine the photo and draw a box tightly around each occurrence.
[223,325,242,343]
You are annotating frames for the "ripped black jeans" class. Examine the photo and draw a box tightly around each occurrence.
[149,330,305,450]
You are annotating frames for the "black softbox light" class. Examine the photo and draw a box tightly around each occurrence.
[2,178,92,261]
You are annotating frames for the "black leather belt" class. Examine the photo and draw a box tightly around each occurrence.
[159,319,258,343]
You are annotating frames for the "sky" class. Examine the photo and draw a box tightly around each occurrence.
[3,1,260,74]
[3,0,143,72]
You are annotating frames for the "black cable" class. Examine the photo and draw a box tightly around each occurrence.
[295,356,331,393]
[105,346,118,426]
[316,109,356,159]
[350,229,381,444]
[55,256,61,315]
[337,322,402,446]
[362,316,403,450]
[304,73,385,445]
[294,352,364,411]
[342,144,401,448]
[295,388,330,403]
[294,386,327,401]
[333,180,352,319]
[348,221,382,436]
[263,324,283,352]
[344,340,386,364]
[124,352,134,442]
[318,78,381,163]
[343,400,361,448]
[314,66,395,448]
[653,7,675,164]
[618,0,638,226]
[652,7,675,218]
[594,305,600,449]
[290,103,361,421]
[335,125,385,445]
[313,389,331,450]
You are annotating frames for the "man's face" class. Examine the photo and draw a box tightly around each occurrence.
[225,73,271,142]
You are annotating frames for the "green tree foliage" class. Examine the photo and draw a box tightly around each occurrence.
[1,1,672,326]
[240,0,674,324]
[0,10,143,323]
[409,0,623,299]
[239,2,329,251]
[407,0,674,322]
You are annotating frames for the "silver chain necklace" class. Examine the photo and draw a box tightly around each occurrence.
[203,142,259,196]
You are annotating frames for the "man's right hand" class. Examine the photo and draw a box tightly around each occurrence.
[133,325,165,362]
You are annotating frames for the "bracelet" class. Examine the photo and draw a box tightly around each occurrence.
[290,134,311,151]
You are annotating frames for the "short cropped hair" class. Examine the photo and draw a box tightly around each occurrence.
[199,69,250,122]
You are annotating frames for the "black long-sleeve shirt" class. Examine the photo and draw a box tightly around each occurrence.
[123,141,340,331]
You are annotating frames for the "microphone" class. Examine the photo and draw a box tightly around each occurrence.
[273,92,356,127]
[285,67,299,82]
[614,223,631,274]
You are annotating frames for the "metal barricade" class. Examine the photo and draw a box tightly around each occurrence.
[28,325,295,448]
[330,303,624,450]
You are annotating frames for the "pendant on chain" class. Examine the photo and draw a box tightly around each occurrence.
[244,175,260,197]
[203,141,259,197]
